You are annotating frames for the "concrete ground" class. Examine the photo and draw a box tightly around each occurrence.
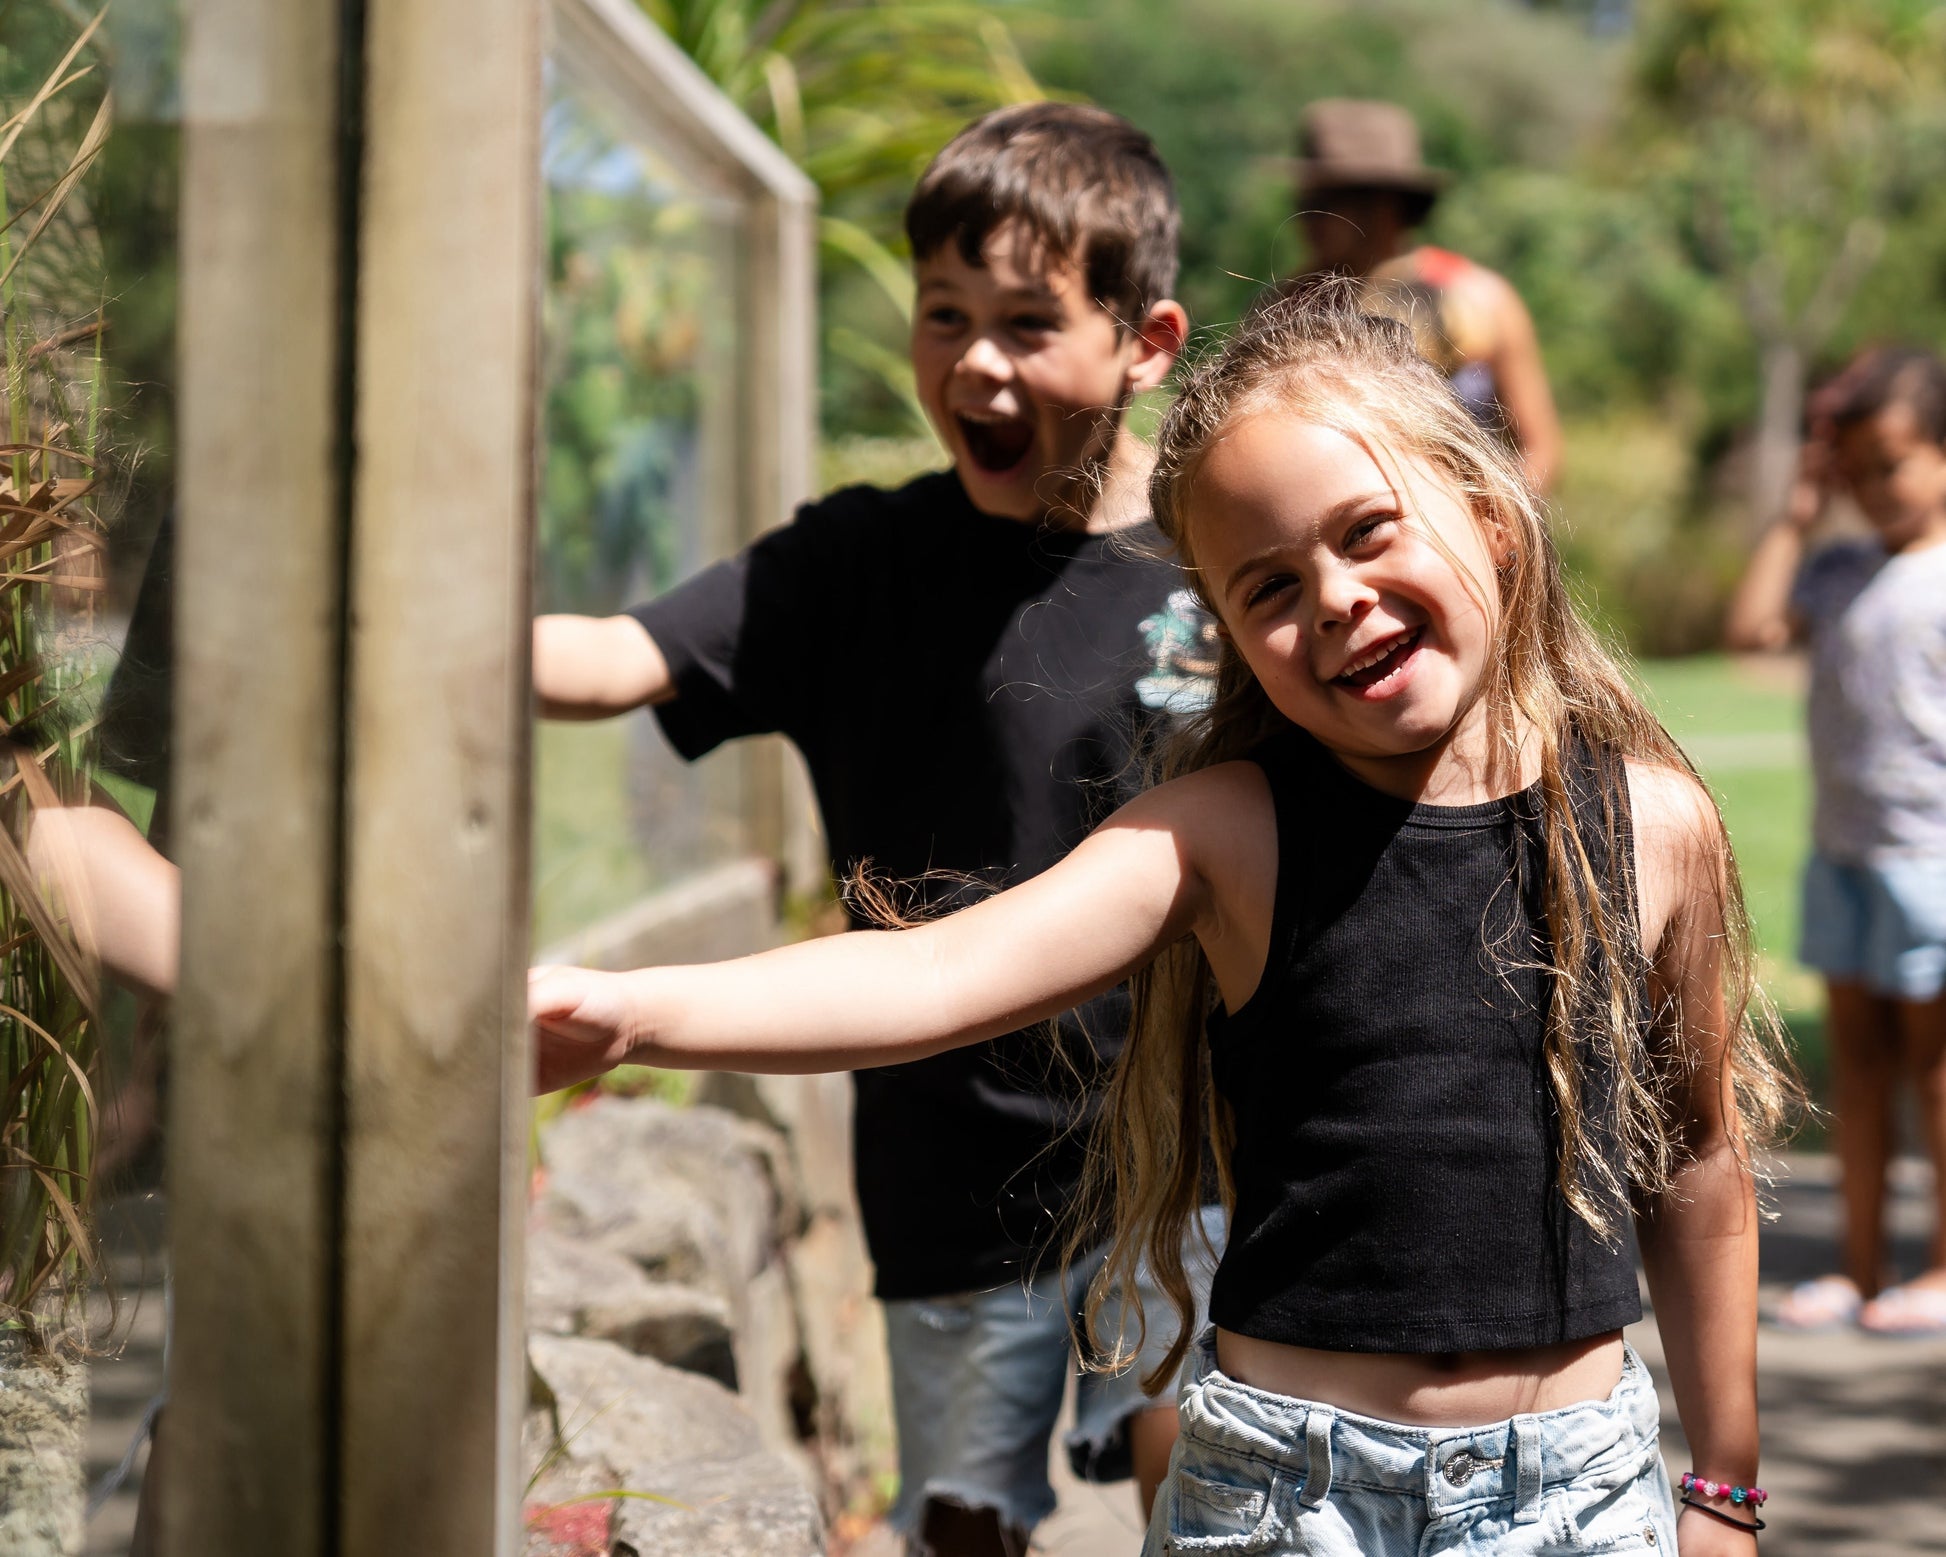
[80,1155,1946,1555]
[80,1194,166,1556]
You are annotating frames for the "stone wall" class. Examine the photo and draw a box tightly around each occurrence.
[523,1086,893,1556]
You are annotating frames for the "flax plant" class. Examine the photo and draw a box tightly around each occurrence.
[0,10,112,1356]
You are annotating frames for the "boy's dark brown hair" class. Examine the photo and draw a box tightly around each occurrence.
[1828,344,1946,444]
[904,102,1180,326]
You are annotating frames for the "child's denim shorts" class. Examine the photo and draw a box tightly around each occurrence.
[1800,852,1946,1002]
[883,1204,1226,1536]
[1143,1331,1675,1555]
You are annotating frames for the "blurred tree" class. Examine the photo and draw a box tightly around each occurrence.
[635,0,1043,436]
[1626,0,1946,525]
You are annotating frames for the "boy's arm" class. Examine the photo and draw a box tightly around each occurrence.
[1629,766,1761,1554]
[532,613,674,719]
[529,767,1244,1091]
[1724,448,1825,652]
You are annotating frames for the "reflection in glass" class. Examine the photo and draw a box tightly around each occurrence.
[534,52,752,951]
[0,8,181,1550]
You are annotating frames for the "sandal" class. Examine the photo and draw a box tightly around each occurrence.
[1775,1274,1863,1330]
[1860,1281,1946,1336]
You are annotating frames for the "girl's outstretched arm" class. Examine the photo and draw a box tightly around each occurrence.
[530,766,1259,1094]
[1627,764,1761,1555]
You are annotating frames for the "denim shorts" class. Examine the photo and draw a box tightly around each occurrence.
[882,1204,1226,1535]
[1142,1333,1675,1555]
[1800,852,1946,1001]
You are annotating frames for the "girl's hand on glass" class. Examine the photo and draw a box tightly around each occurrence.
[529,964,641,1094]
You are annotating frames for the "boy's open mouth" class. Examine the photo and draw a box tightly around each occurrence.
[1334,627,1424,691]
[956,413,1035,474]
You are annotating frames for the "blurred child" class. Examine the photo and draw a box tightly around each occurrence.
[534,104,1217,1554]
[1726,346,1946,1333]
[538,289,1799,1556]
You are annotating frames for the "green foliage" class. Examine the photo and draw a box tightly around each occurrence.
[1624,0,1946,380]
[539,95,722,614]
[633,0,1043,436]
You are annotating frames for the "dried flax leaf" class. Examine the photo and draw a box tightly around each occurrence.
[27,1167,94,1291]
[0,820,97,1017]
[0,10,105,166]
[0,658,46,705]
[0,6,104,164]
[24,321,102,361]
[0,94,113,294]
[0,1002,94,1116]
[0,67,95,152]
[0,722,97,806]
[0,444,99,466]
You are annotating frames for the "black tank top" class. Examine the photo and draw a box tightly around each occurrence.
[1207,729,1645,1353]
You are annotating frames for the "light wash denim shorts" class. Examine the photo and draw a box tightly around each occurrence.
[1143,1333,1676,1555]
[883,1204,1226,1535]
[1800,852,1946,1002]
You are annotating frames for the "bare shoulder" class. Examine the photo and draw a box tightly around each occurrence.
[1624,759,1725,952]
[1625,759,1720,852]
[1113,758,1278,903]
[1449,256,1521,312]
[1122,758,1276,839]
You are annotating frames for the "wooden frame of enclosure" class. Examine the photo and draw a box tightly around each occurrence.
[543,0,822,976]
[164,0,815,1550]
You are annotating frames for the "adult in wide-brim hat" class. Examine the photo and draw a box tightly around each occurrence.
[1281,98,1562,493]
[1291,98,1448,225]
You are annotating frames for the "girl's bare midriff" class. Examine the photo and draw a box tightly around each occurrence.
[1215,1328,1626,1427]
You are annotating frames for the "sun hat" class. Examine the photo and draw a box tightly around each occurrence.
[1291,99,1449,200]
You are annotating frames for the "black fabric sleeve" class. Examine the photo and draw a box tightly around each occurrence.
[627,502,848,761]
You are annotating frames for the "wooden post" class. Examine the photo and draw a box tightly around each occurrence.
[338,0,540,1550]
[167,2,346,1550]
[170,0,540,1550]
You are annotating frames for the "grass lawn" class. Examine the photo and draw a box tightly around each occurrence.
[1633,654,1826,1098]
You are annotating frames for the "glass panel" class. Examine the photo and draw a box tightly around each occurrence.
[532,43,753,953]
[2,5,180,1549]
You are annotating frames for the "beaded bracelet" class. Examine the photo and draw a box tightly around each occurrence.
[1680,1471,1767,1508]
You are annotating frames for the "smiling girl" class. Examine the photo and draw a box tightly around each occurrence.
[532,291,1798,1555]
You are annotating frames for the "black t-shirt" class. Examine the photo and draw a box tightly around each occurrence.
[633,470,1209,1299]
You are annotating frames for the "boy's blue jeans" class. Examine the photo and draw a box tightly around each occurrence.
[883,1205,1226,1535]
[1143,1332,1676,1555]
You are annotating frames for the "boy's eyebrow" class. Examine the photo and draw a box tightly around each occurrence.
[914,274,1064,307]
[1220,491,1397,597]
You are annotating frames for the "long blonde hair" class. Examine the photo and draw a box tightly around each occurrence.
[1082,284,1800,1390]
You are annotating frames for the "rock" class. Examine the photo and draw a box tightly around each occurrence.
[0,1345,86,1557]
[527,1228,738,1388]
[537,1098,796,1297]
[525,1335,823,1557]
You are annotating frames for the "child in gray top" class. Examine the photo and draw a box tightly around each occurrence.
[1727,345,1946,1334]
